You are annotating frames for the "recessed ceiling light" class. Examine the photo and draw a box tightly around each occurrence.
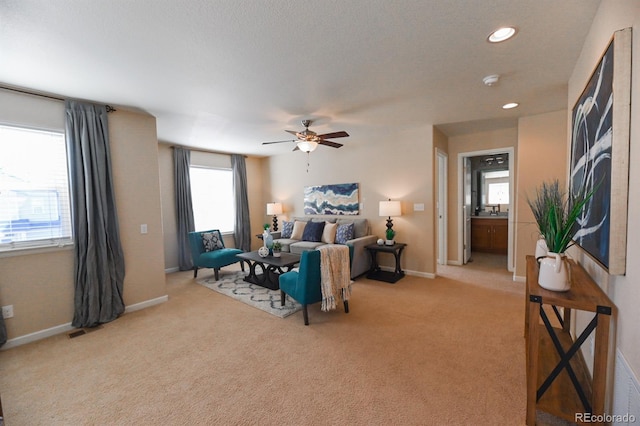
[502,102,519,109]
[488,27,518,43]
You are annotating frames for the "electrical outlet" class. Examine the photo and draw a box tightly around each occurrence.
[2,305,13,319]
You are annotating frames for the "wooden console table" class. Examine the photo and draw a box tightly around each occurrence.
[525,255,615,425]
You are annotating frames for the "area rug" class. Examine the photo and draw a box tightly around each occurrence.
[196,271,302,318]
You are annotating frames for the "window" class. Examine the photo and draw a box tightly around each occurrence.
[189,166,235,233]
[484,170,510,205]
[0,124,73,251]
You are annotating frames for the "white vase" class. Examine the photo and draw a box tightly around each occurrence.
[535,238,548,261]
[538,252,570,291]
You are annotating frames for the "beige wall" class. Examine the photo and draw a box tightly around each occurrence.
[158,143,267,271]
[566,0,640,385]
[513,110,567,278]
[0,102,167,342]
[265,125,436,276]
[444,126,518,264]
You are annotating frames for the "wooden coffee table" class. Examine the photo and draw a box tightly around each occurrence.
[236,251,301,290]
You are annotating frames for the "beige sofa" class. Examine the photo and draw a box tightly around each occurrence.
[270,216,377,279]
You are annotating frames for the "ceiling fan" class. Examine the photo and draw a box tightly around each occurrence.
[262,120,349,152]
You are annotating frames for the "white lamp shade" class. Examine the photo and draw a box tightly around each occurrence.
[297,141,318,152]
[266,202,283,215]
[379,200,401,217]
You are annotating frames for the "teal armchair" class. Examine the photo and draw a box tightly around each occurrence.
[188,229,244,280]
[278,245,353,325]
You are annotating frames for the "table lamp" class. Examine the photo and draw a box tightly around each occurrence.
[266,202,283,231]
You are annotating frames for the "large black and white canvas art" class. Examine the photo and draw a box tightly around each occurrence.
[570,28,631,275]
[304,183,359,215]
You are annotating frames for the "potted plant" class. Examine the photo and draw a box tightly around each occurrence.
[527,179,597,291]
[385,228,395,246]
[272,241,282,257]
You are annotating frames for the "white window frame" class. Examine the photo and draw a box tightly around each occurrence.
[0,123,74,254]
[189,166,235,234]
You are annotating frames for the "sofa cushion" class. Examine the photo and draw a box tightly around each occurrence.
[290,221,307,240]
[290,240,325,254]
[281,220,294,238]
[335,223,354,244]
[274,238,296,253]
[201,232,224,252]
[336,218,368,238]
[322,222,338,244]
[302,220,325,242]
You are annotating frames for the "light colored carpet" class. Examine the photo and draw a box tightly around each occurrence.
[197,270,302,318]
[0,258,572,425]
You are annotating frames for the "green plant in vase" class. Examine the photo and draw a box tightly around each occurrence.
[526,179,598,291]
[385,228,395,245]
[272,241,282,257]
[527,179,597,254]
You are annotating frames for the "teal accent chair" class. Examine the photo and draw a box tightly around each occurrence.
[188,229,244,280]
[279,245,353,325]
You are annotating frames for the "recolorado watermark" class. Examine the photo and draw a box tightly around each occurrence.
[575,412,636,423]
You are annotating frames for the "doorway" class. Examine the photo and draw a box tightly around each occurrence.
[457,147,515,272]
[436,149,447,265]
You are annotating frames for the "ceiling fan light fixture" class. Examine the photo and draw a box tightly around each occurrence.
[297,140,318,152]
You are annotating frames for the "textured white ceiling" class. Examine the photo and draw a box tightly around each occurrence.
[1,0,601,156]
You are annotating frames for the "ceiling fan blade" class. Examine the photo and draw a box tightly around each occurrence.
[262,140,295,145]
[318,140,343,148]
[317,131,349,139]
[285,130,299,136]
[292,145,300,151]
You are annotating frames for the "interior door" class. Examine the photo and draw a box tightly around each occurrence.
[437,151,447,265]
[463,157,472,264]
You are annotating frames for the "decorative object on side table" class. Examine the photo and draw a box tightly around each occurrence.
[385,228,395,246]
[266,202,283,231]
[379,199,401,245]
[527,179,597,292]
[272,241,282,257]
[262,225,273,251]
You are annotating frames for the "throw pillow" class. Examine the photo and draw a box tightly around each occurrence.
[321,222,338,244]
[335,223,354,244]
[302,221,325,242]
[281,220,294,238]
[290,221,307,240]
[202,231,224,252]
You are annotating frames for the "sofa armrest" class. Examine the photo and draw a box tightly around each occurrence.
[270,231,282,239]
[346,234,378,278]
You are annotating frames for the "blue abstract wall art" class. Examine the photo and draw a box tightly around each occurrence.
[304,183,359,215]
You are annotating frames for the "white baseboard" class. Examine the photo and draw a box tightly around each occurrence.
[124,295,168,314]
[165,266,180,273]
[513,275,526,283]
[377,266,436,279]
[1,322,75,350]
[1,295,169,350]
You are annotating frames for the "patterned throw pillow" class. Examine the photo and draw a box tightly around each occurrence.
[281,221,294,238]
[202,232,224,252]
[335,223,354,244]
[302,221,325,242]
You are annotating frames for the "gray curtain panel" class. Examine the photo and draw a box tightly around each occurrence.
[65,100,125,328]
[0,314,6,347]
[174,147,195,270]
[232,154,251,252]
